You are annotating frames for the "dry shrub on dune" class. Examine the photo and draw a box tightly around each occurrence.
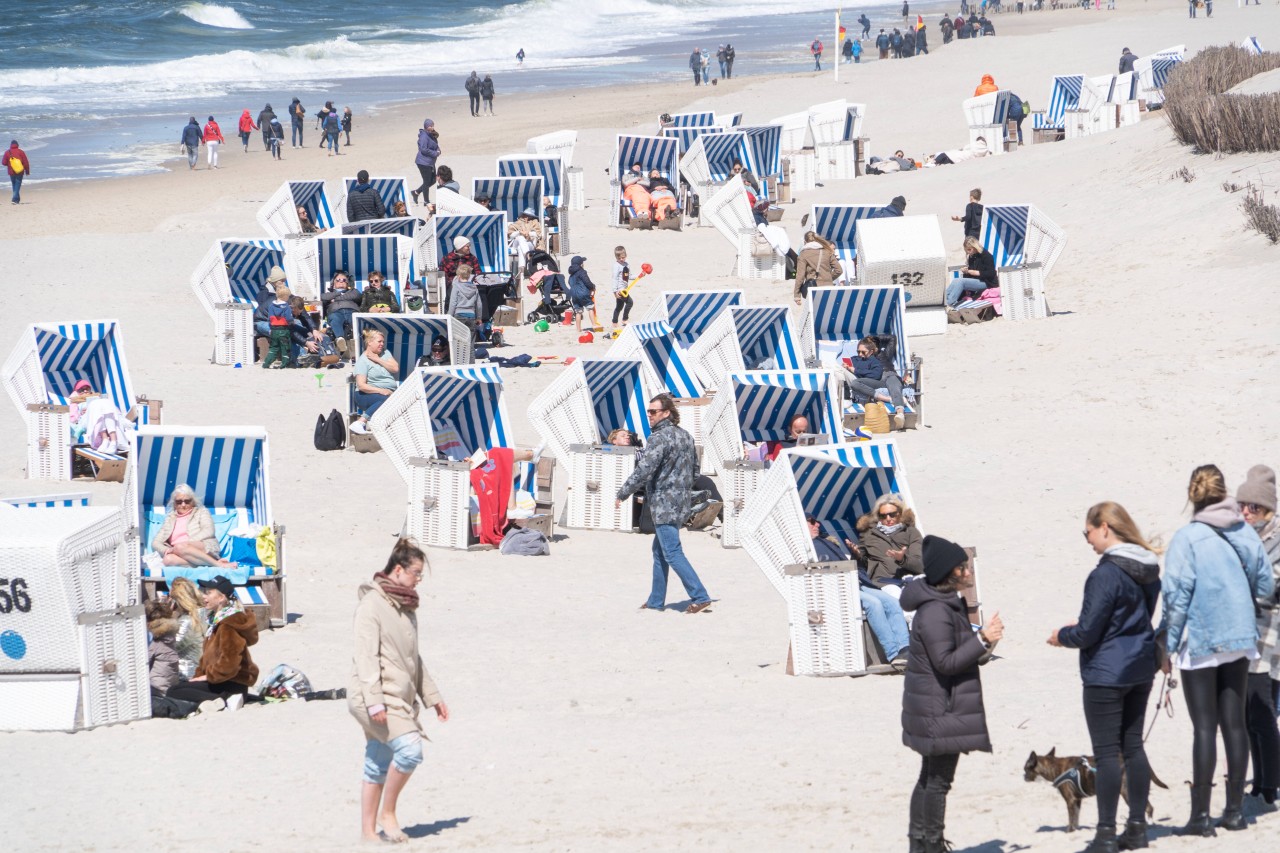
[1163,45,1280,153]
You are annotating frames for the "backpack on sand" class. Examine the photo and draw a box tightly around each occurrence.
[313,408,346,451]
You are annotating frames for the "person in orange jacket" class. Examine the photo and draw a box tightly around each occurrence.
[237,109,258,152]
[974,74,998,96]
[202,116,225,169]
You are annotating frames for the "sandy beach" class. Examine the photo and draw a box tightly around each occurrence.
[3,4,1280,851]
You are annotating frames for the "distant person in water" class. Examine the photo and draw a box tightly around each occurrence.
[516,48,525,64]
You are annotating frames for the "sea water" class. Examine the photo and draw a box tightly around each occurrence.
[0,0,904,182]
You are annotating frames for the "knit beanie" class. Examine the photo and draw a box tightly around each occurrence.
[922,535,968,586]
[1236,464,1277,512]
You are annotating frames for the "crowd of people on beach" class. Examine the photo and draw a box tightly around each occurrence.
[688,45,737,84]
[175,99,357,170]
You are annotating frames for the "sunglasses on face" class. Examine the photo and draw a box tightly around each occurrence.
[646,408,664,415]
[1242,503,1266,514]
[879,510,901,520]
[174,498,194,506]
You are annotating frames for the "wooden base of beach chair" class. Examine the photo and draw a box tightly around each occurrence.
[75,447,127,482]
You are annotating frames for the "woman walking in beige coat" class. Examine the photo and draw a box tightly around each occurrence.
[349,538,449,843]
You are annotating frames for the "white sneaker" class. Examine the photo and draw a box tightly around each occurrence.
[349,420,368,435]
[225,693,245,712]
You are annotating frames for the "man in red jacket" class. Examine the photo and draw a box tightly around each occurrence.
[7,140,30,205]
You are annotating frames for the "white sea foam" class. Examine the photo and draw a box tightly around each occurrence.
[177,2,255,30]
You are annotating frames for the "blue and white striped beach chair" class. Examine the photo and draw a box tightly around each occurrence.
[530,357,652,466]
[1,492,92,508]
[416,211,508,284]
[349,314,473,417]
[191,238,291,366]
[607,321,704,400]
[257,179,336,239]
[610,134,682,228]
[314,234,415,309]
[678,131,745,226]
[332,176,412,227]
[1241,37,1264,57]
[687,305,805,392]
[963,90,1016,153]
[2,320,157,481]
[472,174,554,260]
[662,124,725,158]
[639,289,743,347]
[811,204,881,273]
[664,111,717,131]
[980,204,1067,278]
[701,175,784,280]
[340,216,417,238]
[1031,75,1085,139]
[738,125,783,187]
[124,426,285,627]
[1134,46,1184,108]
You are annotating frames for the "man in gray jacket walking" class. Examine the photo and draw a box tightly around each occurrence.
[617,394,713,613]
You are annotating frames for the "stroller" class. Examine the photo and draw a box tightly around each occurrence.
[523,249,569,324]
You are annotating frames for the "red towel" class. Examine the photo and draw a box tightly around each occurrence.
[470,447,514,546]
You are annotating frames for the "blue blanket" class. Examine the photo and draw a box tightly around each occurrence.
[162,564,250,586]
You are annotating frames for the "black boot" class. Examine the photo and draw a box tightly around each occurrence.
[1219,778,1248,831]
[1082,824,1118,853]
[1116,820,1148,850]
[1176,783,1217,837]
[908,837,925,853]
[921,836,951,853]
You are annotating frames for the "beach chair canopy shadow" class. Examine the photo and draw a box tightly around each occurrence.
[812,204,882,268]
[349,314,473,414]
[417,212,507,277]
[738,439,915,596]
[688,305,805,391]
[369,365,512,485]
[3,320,136,418]
[638,289,743,347]
[607,321,704,401]
[257,180,335,239]
[528,357,651,476]
[702,370,843,475]
[191,239,288,319]
[980,204,1067,278]
[526,130,577,167]
[313,234,414,305]
[333,176,411,227]
[123,425,285,625]
[800,286,911,373]
[1032,75,1085,131]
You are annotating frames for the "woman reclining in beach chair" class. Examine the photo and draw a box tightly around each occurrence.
[152,484,236,568]
[833,336,910,407]
[621,173,678,223]
[925,136,990,167]
[69,379,131,453]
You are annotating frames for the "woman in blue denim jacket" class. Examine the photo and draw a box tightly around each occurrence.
[1162,464,1274,837]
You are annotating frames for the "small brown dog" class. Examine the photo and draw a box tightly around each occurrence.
[1023,748,1167,832]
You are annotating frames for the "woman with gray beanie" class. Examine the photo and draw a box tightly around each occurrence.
[1238,464,1280,805]
[900,535,1003,853]
[411,118,440,205]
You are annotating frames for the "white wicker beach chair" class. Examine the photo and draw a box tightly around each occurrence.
[526,130,582,211]
[1134,46,1184,108]
[256,179,337,239]
[606,323,713,460]
[855,215,948,336]
[0,505,151,730]
[1241,37,1264,57]
[610,134,682,229]
[687,305,805,392]
[527,358,650,481]
[678,130,740,227]
[191,237,309,364]
[2,321,160,481]
[1030,75,1086,142]
[811,204,882,275]
[963,90,1017,154]
[432,188,489,218]
[702,176,784,280]
[310,234,416,318]
[1065,76,1118,140]
[349,314,473,421]
[123,426,287,629]
[639,289,743,347]
[331,176,414,227]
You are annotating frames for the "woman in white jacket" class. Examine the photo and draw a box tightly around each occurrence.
[349,538,450,843]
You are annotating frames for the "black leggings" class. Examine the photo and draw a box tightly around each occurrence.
[415,164,436,199]
[612,294,633,324]
[167,679,247,705]
[1082,683,1153,827]
[909,752,960,841]
[1182,658,1250,786]
[1246,672,1280,790]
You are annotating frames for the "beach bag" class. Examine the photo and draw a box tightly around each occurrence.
[947,304,996,324]
[9,155,23,175]
[752,233,775,258]
[862,402,891,434]
[313,408,346,451]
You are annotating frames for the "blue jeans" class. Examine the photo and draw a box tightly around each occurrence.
[861,587,910,659]
[354,389,390,417]
[254,319,271,338]
[362,733,423,784]
[328,309,353,343]
[291,121,303,146]
[945,276,988,307]
[718,60,727,78]
[10,173,22,203]
[185,145,198,168]
[327,132,339,153]
[649,524,710,608]
[814,55,822,70]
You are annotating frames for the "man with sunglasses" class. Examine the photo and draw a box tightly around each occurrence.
[616,394,714,614]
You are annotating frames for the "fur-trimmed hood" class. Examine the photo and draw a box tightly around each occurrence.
[856,505,917,533]
[148,616,179,641]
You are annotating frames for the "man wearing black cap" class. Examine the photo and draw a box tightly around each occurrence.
[900,535,1003,853]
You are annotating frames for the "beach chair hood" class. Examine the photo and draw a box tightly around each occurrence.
[3,320,136,418]
[702,370,843,475]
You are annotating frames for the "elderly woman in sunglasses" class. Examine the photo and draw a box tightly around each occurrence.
[152,484,234,568]
[856,494,924,590]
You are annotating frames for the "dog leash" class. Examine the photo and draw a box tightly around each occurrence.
[1143,672,1177,743]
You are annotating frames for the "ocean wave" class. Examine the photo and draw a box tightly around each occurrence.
[177,2,254,30]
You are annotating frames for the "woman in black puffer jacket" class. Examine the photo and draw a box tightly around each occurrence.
[900,535,1004,853]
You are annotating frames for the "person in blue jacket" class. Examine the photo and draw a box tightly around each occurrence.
[1049,502,1161,853]
[411,118,440,205]
[1162,464,1274,837]
[567,255,601,333]
[179,117,202,171]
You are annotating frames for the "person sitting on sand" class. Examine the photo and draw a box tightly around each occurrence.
[925,137,989,167]
[945,236,999,307]
[167,574,258,712]
[152,484,235,568]
[167,576,207,679]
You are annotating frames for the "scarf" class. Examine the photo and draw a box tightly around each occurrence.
[206,599,244,638]
[877,522,904,537]
[373,573,419,610]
